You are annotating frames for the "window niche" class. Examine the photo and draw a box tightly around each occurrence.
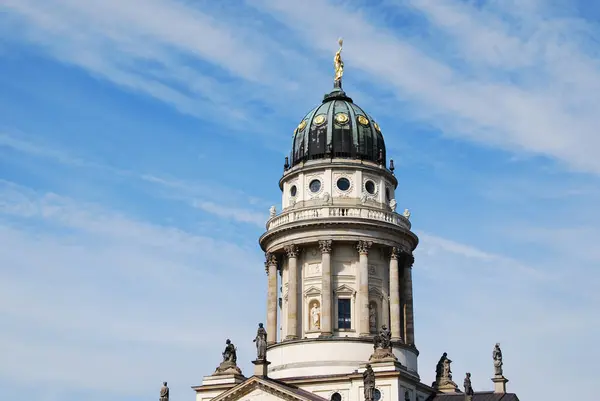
[368,300,379,334]
[334,284,356,331]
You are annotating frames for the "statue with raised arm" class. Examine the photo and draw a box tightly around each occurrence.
[493,343,503,376]
[159,382,169,401]
[334,38,344,87]
[254,323,268,361]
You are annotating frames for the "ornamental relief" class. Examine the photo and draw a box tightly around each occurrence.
[334,261,354,275]
[305,173,324,198]
[332,172,354,196]
[305,263,322,277]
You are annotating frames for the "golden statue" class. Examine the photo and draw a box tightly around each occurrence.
[334,38,344,85]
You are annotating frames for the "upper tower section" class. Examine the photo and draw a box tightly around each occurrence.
[289,38,386,169]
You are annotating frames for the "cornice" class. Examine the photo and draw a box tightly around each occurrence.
[259,220,419,252]
[266,336,419,355]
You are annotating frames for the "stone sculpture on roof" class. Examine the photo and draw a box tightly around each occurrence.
[493,343,503,376]
[159,381,169,401]
[363,364,376,401]
[254,323,268,361]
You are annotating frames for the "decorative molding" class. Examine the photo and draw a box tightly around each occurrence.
[213,378,318,401]
[362,175,379,197]
[303,285,322,299]
[284,244,300,258]
[356,240,373,255]
[334,284,357,297]
[369,286,385,300]
[368,264,377,276]
[318,239,333,254]
[305,174,324,198]
[333,172,354,196]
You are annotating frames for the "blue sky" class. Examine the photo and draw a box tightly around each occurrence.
[0,0,599,400]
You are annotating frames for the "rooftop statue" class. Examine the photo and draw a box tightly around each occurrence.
[254,323,268,361]
[334,38,344,87]
[159,382,169,401]
[493,343,503,376]
[464,373,474,396]
[363,364,376,401]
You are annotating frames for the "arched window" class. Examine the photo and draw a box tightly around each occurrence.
[330,392,342,401]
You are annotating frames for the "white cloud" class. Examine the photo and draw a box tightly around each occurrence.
[193,200,266,228]
[0,180,266,399]
[413,231,598,400]
[249,0,600,175]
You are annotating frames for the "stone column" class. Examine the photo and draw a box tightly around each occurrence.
[284,244,300,340]
[319,240,333,337]
[265,252,278,345]
[403,254,415,346]
[389,247,402,342]
[357,240,372,337]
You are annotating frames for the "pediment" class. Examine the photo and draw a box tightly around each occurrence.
[303,286,321,298]
[368,286,385,299]
[211,376,327,401]
[333,284,356,296]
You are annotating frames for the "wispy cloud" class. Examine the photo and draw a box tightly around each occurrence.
[249,0,600,174]
[193,200,266,227]
[0,131,271,224]
[0,180,265,399]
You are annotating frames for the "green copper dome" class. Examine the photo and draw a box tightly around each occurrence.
[290,88,386,168]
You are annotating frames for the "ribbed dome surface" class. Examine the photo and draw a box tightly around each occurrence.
[290,89,386,168]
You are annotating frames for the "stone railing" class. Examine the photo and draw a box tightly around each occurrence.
[267,205,411,231]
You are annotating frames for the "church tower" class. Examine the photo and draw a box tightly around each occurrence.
[257,39,425,400]
[191,39,520,401]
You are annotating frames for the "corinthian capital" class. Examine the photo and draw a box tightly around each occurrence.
[265,252,278,265]
[356,240,373,255]
[318,240,332,254]
[284,244,300,258]
[404,253,415,268]
[390,246,401,260]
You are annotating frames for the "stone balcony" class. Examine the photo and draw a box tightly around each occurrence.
[266,204,411,231]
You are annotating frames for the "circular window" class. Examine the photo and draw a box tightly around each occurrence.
[336,177,351,191]
[385,188,391,202]
[309,179,322,193]
[365,180,376,195]
[290,185,297,197]
[330,393,342,401]
[373,389,382,401]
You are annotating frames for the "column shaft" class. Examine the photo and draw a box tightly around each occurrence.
[357,241,372,336]
[319,240,333,336]
[389,247,402,341]
[285,244,300,340]
[403,254,415,345]
[265,253,278,345]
